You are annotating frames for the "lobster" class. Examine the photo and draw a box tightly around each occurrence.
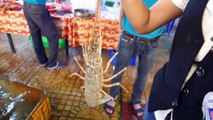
[70,0,128,107]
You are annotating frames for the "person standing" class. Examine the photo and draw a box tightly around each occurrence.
[104,0,164,119]
[120,0,213,119]
[23,0,65,71]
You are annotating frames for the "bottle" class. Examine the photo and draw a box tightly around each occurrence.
[202,92,213,120]
[207,99,213,120]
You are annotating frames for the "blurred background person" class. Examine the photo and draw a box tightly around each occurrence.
[23,0,65,71]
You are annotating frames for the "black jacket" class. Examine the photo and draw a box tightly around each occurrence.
[148,0,213,119]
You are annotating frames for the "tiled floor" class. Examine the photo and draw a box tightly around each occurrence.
[0,25,175,119]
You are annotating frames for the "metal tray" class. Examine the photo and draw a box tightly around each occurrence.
[74,9,93,18]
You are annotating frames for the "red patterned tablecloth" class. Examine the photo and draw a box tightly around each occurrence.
[0,10,119,50]
[0,11,29,35]
[71,17,119,49]
[0,11,72,39]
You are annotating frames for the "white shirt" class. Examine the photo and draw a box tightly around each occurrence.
[154,0,213,119]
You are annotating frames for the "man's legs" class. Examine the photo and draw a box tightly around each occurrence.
[109,33,137,98]
[131,39,158,118]
[131,40,158,103]
[36,11,59,68]
[105,32,137,115]
[33,8,59,68]
[23,5,48,65]
[24,4,59,68]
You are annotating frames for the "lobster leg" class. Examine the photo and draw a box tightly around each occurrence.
[103,52,118,74]
[70,73,85,80]
[104,67,127,82]
[103,83,129,93]
[73,57,86,74]
[100,90,114,101]
[81,86,85,93]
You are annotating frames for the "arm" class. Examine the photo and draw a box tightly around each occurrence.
[122,0,183,34]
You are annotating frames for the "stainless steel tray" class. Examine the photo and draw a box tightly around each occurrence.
[74,9,93,18]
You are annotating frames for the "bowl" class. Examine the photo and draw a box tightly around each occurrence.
[74,8,92,18]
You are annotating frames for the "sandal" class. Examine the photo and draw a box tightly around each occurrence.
[104,101,115,117]
[132,102,144,119]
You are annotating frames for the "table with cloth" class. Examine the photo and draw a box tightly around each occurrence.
[71,17,119,49]
[0,10,120,52]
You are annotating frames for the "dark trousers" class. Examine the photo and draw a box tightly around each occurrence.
[23,2,59,67]
[110,31,159,104]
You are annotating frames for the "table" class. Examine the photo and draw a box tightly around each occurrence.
[0,10,71,54]
[0,80,51,120]
[0,10,120,53]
